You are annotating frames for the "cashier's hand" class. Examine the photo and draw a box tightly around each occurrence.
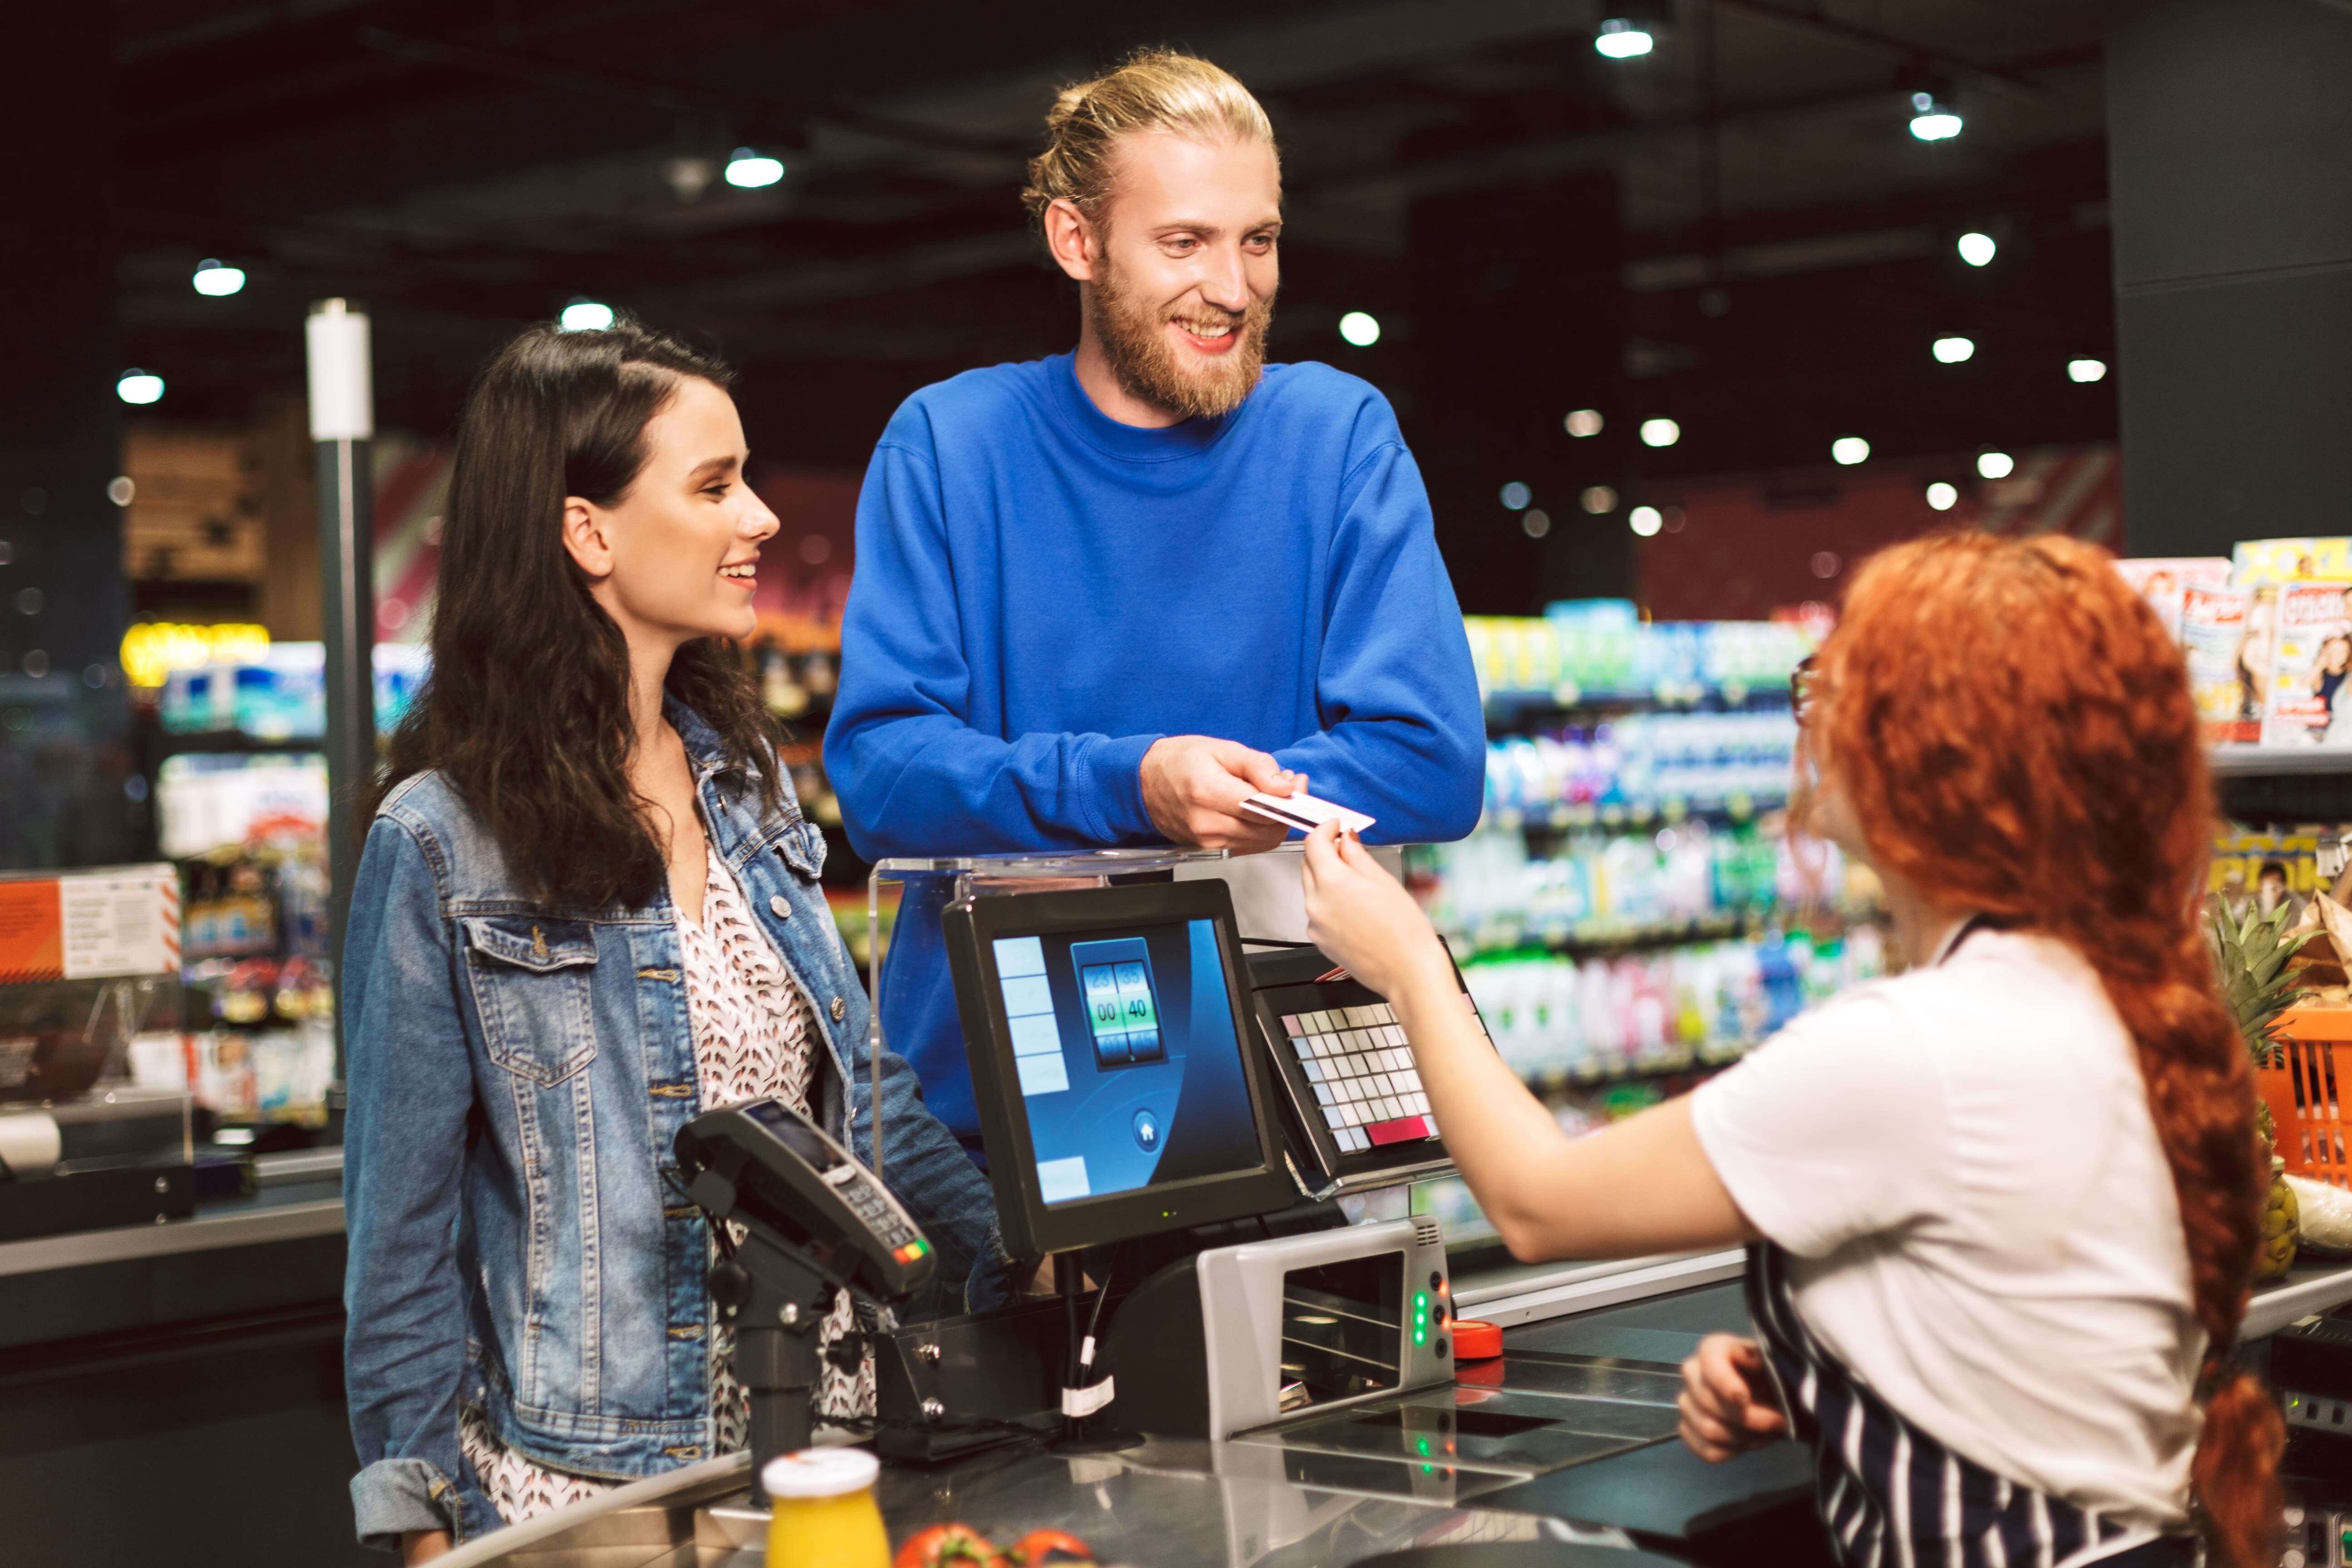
[1140,736,1300,854]
[401,1529,452,1563]
[1301,821,1446,1003]
[1678,1334,1787,1462]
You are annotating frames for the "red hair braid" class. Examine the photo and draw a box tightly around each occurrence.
[1801,531,2281,1566]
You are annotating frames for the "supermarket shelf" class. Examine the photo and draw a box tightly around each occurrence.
[2244,1260,2352,1340]
[1485,684,1796,723]
[1483,798,1788,835]
[1448,914,1760,962]
[1519,1049,1750,1096]
[155,730,325,757]
[2208,747,2352,778]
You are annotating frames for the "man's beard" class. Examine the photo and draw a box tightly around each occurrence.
[1088,256,1274,422]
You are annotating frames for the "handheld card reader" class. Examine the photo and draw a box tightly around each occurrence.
[675,1099,937,1497]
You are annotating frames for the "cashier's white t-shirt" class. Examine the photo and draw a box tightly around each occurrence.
[1690,927,2203,1532]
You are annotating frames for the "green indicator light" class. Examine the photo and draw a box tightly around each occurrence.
[1417,1437,1430,1455]
[1413,1330,1426,1345]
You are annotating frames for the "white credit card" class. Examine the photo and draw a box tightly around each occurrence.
[1238,790,1376,836]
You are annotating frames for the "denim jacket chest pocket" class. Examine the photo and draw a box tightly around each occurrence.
[460,916,600,1085]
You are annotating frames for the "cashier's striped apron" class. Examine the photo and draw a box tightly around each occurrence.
[1741,919,2198,1568]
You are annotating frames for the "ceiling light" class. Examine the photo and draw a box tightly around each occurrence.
[1908,91,1962,141]
[1638,417,1680,448]
[1925,481,1958,511]
[1932,335,1976,364]
[559,300,616,332]
[1595,19,1656,57]
[1581,486,1618,515]
[1977,450,2015,479]
[2068,358,2108,383]
[117,369,164,406]
[1956,231,1997,267]
[1629,506,1663,537]
[725,148,785,188]
[1338,311,1381,347]
[1830,436,1869,466]
[1564,408,1604,438]
[1522,508,1552,539]
[192,260,246,297]
[1499,482,1532,511]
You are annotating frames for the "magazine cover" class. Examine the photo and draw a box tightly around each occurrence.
[2182,586,2257,744]
[2261,581,2352,746]
[2209,828,2322,914]
[2114,557,2231,642]
[2233,537,2352,587]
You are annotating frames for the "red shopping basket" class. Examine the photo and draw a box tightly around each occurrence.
[2263,1007,2352,1191]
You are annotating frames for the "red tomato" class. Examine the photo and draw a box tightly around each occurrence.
[892,1523,1007,1568]
[1007,1529,1095,1564]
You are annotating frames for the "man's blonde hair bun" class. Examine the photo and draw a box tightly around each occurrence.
[1021,48,1278,227]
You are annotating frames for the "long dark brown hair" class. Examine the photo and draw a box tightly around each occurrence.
[1801,531,2281,1567]
[375,319,782,911]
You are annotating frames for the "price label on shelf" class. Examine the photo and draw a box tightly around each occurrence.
[0,866,178,984]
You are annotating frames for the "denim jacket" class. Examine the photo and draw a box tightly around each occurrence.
[341,702,1016,1549]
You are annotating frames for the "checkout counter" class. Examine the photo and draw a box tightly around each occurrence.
[8,851,2352,1566]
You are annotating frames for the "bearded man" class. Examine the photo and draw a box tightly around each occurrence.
[825,49,1484,1158]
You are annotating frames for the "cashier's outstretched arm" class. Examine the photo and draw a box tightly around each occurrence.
[1300,822,1759,1262]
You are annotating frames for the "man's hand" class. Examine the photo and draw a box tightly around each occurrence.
[1140,736,1302,854]
[1677,1334,1788,1462]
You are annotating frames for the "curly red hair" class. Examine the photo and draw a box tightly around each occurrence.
[1802,531,2281,1566]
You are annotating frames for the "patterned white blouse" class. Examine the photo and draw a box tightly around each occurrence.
[458,842,876,1525]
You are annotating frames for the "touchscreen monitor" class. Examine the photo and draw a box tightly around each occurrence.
[942,882,1295,1256]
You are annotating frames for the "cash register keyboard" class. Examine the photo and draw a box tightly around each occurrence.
[1280,1003,1439,1153]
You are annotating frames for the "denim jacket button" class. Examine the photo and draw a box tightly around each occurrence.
[830,996,846,1022]
[769,894,790,920]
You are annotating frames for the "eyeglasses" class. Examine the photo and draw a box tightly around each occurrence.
[1790,654,1817,726]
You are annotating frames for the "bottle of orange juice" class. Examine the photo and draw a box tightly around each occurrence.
[763,1448,890,1568]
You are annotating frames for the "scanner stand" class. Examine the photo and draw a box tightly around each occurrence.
[692,1169,837,1506]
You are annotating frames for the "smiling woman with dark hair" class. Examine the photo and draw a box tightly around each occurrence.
[339,319,1014,1562]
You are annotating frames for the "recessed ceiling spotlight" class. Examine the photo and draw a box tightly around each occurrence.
[2067,358,2109,383]
[1564,408,1604,438]
[192,260,246,297]
[559,300,616,332]
[1629,506,1663,537]
[1638,417,1681,448]
[1338,311,1381,347]
[1581,486,1618,515]
[725,147,785,189]
[1977,450,2016,480]
[1831,436,1870,466]
[1499,482,1533,511]
[1595,1,1668,58]
[1932,336,1976,364]
[1957,231,1997,267]
[1908,90,1962,142]
[117,369,164,405]
[1925,481,1958,511]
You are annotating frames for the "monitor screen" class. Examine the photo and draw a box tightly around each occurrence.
[990,919,1262,1206]
[942,880,1295,1255]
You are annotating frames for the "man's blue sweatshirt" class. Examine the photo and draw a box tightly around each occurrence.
[823,351,1485,1142]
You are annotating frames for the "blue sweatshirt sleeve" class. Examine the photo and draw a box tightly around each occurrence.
[824,427,1162,860]
[1271,438,1486,844]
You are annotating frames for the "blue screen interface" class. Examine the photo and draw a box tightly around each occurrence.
[991,919,1264,1206]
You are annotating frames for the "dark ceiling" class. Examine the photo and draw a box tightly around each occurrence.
[113,0,2119,597]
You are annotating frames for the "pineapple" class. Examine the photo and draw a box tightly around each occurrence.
[2207,899,2308,1282]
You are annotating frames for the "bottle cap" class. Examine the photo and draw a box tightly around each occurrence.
[762,1446,880,1499]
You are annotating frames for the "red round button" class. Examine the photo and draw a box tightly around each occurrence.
[1450,1318,1503,1361]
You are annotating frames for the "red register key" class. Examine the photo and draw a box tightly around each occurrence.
[1365,1115,1430,1145]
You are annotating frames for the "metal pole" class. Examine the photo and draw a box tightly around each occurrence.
[307,300,375,1063]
